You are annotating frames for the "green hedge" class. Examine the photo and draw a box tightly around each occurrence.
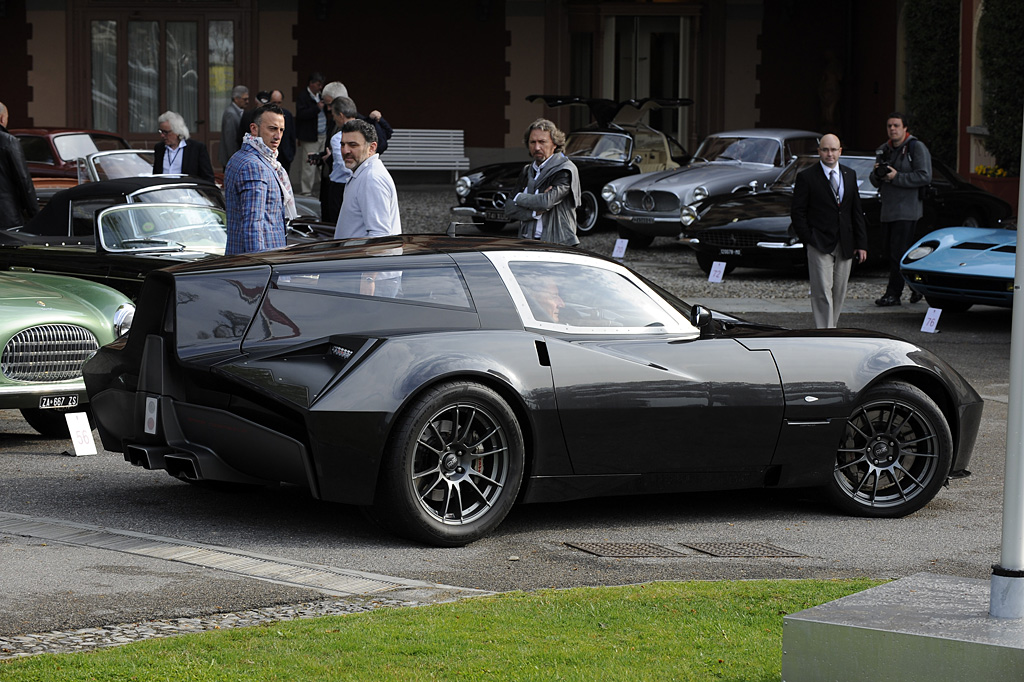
[904,0,960,165]
[978,0,1024,175]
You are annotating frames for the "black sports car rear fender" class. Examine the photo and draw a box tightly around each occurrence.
[303,330,570,506]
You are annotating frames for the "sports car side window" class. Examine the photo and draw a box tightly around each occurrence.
[275,265,472,310]
[502,259,693,335]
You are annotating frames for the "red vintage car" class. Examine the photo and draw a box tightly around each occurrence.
[12,128,132,182]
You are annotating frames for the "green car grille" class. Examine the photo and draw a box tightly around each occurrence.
[2,324,99,382]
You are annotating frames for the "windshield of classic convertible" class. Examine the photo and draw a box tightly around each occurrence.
[485,252,697,336]
[96,203,227,254]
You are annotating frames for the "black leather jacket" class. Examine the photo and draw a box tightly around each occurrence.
[0,124,38,229]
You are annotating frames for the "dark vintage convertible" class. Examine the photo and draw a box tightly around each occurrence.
[83,235,983,546]
[679,155,1014,274]
[0,179,332,299]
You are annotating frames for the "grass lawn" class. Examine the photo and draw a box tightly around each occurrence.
[0,578,882,681]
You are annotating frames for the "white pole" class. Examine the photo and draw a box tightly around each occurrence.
[990,105,1024,619]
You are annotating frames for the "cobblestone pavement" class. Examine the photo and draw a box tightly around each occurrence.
[0,595,415,660]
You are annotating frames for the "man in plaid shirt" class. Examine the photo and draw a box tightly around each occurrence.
[224,104,297,255]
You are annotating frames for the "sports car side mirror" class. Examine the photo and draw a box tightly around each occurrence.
[689,305,712,330]
[632,154,643,166]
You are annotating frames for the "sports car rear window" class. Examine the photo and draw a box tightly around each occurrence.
[275,265,472,310]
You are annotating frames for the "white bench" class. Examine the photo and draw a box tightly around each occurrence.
[380,129,470,179]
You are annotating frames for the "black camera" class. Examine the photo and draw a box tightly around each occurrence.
[873,147,893,181]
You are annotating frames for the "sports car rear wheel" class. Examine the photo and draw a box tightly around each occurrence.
[826,381,952,518]
[369,381,525,546]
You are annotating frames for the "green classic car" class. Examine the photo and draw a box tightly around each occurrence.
[0,271,133,437]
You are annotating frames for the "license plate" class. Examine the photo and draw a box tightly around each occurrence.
[485,211,510,222]
[40,394,78,409]
[721,248,742,255]
[630,217,655,224]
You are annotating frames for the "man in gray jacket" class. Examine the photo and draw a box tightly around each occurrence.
[505,118,581,247]
[869,112,932,306]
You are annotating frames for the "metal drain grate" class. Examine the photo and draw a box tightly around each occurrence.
[564,542,690,558]
[681,541,803,557]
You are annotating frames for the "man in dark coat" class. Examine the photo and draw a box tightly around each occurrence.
[0,101,39,229]
[791,133,867,329]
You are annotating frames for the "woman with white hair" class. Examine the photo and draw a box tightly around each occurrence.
[154,111,215,183]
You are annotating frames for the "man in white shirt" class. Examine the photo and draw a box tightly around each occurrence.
[334,119,400,240]
[334,119,401,296]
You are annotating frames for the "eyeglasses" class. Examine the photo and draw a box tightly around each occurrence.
[158,129,172,135]
[819,147,841,153]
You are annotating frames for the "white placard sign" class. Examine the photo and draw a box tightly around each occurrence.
[921,307,942,334]
[612,238,628,260]
[65,412,97,456]
[708,261,727,283]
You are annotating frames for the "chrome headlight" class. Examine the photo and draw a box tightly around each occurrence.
[608,200,622,215]
[692,186,709,202]
[904,243,937,262]
[680,205,698,226]
[455,176,473,197]
[113,303,135,337]
[601,184,617,203]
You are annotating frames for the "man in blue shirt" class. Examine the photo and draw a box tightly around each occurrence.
[224,104,297,255]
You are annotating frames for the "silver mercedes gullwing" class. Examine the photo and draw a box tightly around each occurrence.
[602,128,820,247]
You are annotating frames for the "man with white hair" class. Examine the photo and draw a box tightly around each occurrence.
[219,84,249,166]
[0,100,38,228]
[154,111,214,183]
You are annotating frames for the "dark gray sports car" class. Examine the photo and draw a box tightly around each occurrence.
[83,235,983,546]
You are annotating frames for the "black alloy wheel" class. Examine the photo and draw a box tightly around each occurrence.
[826,381,952,518]
[368,381,525,546]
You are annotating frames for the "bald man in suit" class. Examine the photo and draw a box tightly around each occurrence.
[791,133,867,328]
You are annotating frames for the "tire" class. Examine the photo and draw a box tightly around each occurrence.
[20,406,93,438]
[695,253,736,276]
[616,226,655,249]
[576,191,602,234]
[825,381,952,518]
[367,381,525,546]
[925,297,972,313]
[961,213,982,228]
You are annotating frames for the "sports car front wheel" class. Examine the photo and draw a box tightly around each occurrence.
[825,381,952,518]
[368,381,525,546]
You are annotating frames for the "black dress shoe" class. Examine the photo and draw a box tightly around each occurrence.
[909,291,923,303]
[875,295,901,307]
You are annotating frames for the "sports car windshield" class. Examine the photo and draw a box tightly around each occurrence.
[485,252,696,336]
[96,203,227,254]
[695,136,782,165]
[771,156,876,193]
[564,132,632,163]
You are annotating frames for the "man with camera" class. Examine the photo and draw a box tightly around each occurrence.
[869,112,932,307]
